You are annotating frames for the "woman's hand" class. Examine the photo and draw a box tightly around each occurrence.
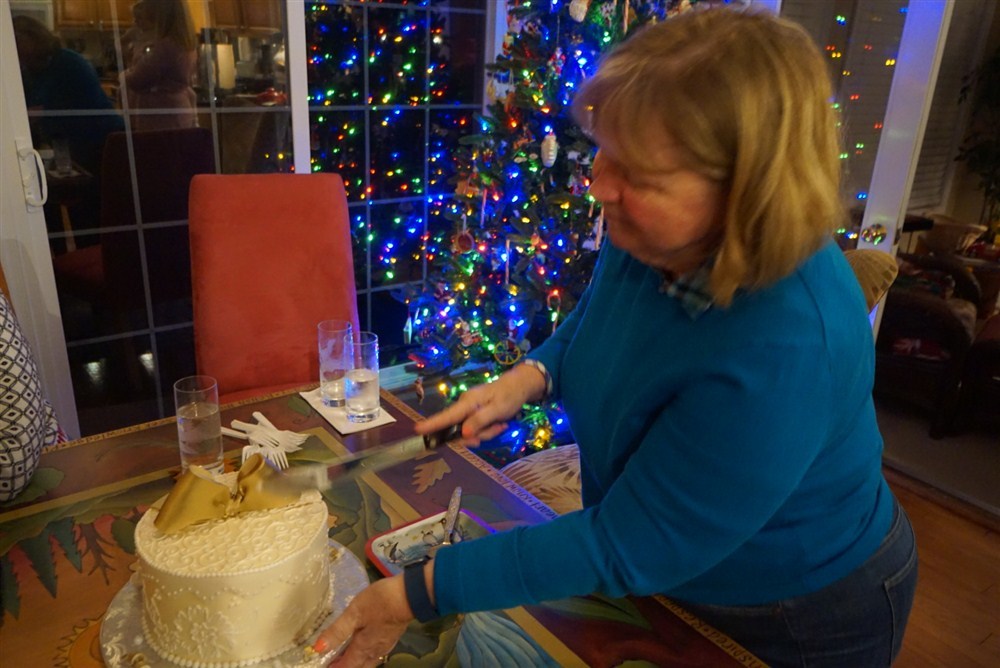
[314,575,412,667]
[415,363,548,446]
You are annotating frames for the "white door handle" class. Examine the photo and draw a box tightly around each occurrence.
[15,137,48,209]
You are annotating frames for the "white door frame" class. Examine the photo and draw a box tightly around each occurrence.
[857,0,953,332]
[1,1,80,437]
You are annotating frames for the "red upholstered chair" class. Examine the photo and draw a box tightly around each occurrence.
[188,174,359,403]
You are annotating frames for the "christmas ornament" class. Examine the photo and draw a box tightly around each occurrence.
[453,230,476,253]
[456,320,483,347]
[569,0,590,23]
[541,132,559,168]
[493,339,523,366]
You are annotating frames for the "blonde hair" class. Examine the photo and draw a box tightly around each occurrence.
[573,7,845,305]
[146,0,196,51]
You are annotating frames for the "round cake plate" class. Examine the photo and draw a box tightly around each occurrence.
[99,542,369,668]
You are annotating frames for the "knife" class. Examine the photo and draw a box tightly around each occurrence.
[440,486,463,547]
[265,423,461,494]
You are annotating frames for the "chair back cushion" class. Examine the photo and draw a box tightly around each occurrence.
[843,249,898,311]
[189,174,359,399]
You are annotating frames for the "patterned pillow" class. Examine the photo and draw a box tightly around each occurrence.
[500,444,583,516]
[1,294,62,501]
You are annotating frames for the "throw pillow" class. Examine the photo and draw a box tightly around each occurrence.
[1,294,62,501]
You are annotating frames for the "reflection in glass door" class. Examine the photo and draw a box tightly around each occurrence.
[8,0,294,435]
[8,0,488,437]
[780,0,912,248]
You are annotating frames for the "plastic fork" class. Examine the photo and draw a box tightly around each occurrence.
[241,442,288,470]
[226,427,289,469]
[230,419,282,449]
[252,412,308,451]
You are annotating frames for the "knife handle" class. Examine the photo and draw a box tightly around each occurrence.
[423,423,461,450]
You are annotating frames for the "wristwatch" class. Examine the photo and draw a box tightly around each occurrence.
[520,358,553,399]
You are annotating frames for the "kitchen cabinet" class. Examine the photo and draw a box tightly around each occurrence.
[211,0,242,29]
[56,0,135,29]
[211,0,282,32]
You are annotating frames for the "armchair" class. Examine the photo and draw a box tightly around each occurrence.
[874,253,981,438]
[956,313,1000,434]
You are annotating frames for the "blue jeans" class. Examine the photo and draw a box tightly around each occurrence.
[678,500,917,667]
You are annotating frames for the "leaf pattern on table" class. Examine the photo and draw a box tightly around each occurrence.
[47,517,82,571]
[412,459,451,494]
[0,467,64,505]
[78,522,117,584]
[456,611,560,667]
[540,594,653,630]
[385,614,463,667]
[287,394,314,417]
[18,531,57,597]
[326,479,391,557]
[110,518,136,555]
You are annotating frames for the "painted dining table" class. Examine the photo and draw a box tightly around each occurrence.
[0,387,764,667]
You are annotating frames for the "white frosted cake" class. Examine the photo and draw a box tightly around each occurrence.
[134,473,331,667]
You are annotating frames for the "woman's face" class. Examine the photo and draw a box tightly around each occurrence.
[588,136,727,276]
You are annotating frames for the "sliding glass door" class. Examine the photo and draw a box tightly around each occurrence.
[3,0,490,436]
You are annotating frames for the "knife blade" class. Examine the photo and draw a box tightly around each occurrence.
[265,423,461,494]
[441,486,462,546]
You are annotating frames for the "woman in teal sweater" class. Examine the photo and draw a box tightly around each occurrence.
[317,8,917,667]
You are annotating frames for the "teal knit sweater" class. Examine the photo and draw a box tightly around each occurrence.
[434,241,894,612]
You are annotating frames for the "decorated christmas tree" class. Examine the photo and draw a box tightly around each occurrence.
[400,0,696,465]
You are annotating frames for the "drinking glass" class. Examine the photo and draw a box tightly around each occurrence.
[173,375,224,474]
[345,332,380,423]
[318,319,353,407]
[52,138,72,175]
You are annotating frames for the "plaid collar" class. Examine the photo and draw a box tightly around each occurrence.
[658,259,715,319]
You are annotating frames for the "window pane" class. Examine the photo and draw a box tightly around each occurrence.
[311,109,366,200]
[429,108,475,193]
[429,9,485,105]
[371,202,426,288]
[306,3,365,106]
[69,334,159,435]
[145,225,193,327]
[350,209,370,291]
[51,229,147,342]
[370,108,425,199]
[368,7,428,106]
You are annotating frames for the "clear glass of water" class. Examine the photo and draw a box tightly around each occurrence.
[318,319,353,407]
[345,332,380,423]
[173,375,224,474]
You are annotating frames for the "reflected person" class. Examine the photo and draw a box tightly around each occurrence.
[13,15,123,176]
[121,0,198,131]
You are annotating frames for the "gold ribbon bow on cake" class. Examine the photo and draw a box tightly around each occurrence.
[155,454,302,534]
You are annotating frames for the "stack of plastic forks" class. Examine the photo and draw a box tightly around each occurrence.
[221,413,308,470]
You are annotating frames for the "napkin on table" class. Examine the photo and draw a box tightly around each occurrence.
[299,388,397,434]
